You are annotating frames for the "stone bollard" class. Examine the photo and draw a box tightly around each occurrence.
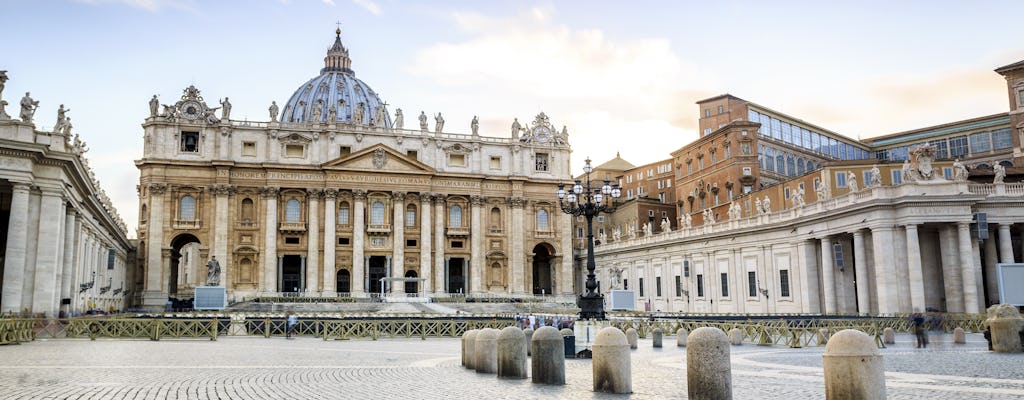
[476,328,499,374]
[687,327,732,400]
[463,329,479,369]
[953,327,966,344]
[593,327,631,394]
[823,329,885,399]
[531,326,565,385]
[560,328,574,336]
[652,328,663,348]
[728,328,743,346]
[625,327,638,349]
[497,326,528,379]
[523,328,534,356]
[677,328,688,347]
[986,304,1024,353]
[819,328,831,346]
[882,328,895,345]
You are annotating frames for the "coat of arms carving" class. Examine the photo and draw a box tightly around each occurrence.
[372,147,387,169]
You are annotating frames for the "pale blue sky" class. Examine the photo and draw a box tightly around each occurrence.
[2,0,1022,237]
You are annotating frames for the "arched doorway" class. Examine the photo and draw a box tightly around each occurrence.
[532,243,555,295]
[404,270,418,294]
[336,269,350,294]
[169,234,201,298]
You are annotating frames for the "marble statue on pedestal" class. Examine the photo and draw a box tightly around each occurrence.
[661,218,671,233]
[762,196,771,214]
[703,208,714,225]
[994,164,1006,184]
[511,118,521,139]
[901,160,915,183]
[471,115,479,135]
[19,92,38,122]
[599,231,607,244]
[311,99,323,122]
[394,108,404,129]
[642,222,652,236]
[792,187,805,207]
[269,101,279,122]
[869,165,881,187]
[848,171,859,192]
[953,159,968,182]
[327,104,337,123]
[149,95,159,117]
[815,180,829,201]
[434,112,445,133]
[220,97,231,120]
[419,111,428,131]
[755,198,763,215]
[628,224,636,239]
[682,213,692,229]
[206,256,222,286]
[353,102,365,124]
[612,226,622,241]
[54,104,70,133]
[728,203,741,220]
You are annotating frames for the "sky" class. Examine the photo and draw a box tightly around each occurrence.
[2,0,1022,238]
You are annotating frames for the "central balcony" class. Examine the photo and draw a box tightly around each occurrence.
[173,219,201,230]
[446,226,470,237]
[366,224,392,235]
[278,222,306,233]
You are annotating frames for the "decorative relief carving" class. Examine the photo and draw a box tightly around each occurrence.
[508,197,525,208]
[148,183,168,195]
[259,186,279,198]
[373,147,387,169]
[419,193,432,203]
[323,188,339,199]
[470,195,484,206]
[432,193,447,203]
[352,189,367,200]
[392,191,406,201]
[209,184,236,196]
[307,188,324,198]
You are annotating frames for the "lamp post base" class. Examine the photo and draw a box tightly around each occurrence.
[577,294,606,320]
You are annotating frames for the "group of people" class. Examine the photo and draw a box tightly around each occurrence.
[515,314,575,330]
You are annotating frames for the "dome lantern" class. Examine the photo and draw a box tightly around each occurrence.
[323,28,353,74]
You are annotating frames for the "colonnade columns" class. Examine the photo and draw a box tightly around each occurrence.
[852,231,870,314]
[306,189,320,292]
[870,226,898,314]
[797,239,821,314]
[143,183,168,308]
[322,189,337,295]
[433,195,446,294]
[560,211,573,295]
[392,192,406,294]
[957,222,981,313]
[509,197,525,294]
[984,231,1000,306]
[31,187,66,316]
[351,189,366,295]
[904,224,926,312]
[470,196,484,294]
[819,237,837,314]
[59,209,78,315]
[1,182,30,313]
[998,223,1014,263]
[212,185,232,289]
[419,194,433,294]
[938,226,964,312]
[261,187,279,293]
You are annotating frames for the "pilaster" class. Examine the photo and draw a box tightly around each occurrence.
[261,186,279,293]
[469,195,483,294]
[957,222,980,313]
[419,194,433,294]
[509,196,525,294]
[352,189,366,295]
[392,191,406,293]
[433,194,446,293]
[142,183,167,308]
[306,189,321,292]
[323,189,337,295]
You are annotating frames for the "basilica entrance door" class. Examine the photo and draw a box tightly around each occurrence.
[281,255,303,293]
[532,244,554,295]
[404,270,418,294]
[368,256,387,294]
[336,269,350,294]
[447,258,465,294]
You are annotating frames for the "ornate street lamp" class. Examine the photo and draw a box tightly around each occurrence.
[558,157,621,320]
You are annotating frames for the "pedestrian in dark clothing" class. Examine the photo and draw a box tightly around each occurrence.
[911,313,928,348]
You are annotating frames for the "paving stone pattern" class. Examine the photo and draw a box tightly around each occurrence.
[0,333,1020,399]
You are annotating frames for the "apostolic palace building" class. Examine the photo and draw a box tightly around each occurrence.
[2,28,1024,316]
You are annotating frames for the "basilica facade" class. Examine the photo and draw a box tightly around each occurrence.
[136,30,574,309]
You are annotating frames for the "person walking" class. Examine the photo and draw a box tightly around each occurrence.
[911,313,928,348]
[286,312,298,339]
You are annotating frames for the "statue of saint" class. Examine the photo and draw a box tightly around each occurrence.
[994,163,1006,184]
[815,180,829,201]
[703,208,714,225]
[642,222,652,236]
[418,111,428,131]
[598,231,607,244]
[62,117,73,136]
[311,99,324,122]
[54,104,70,133]
[792,187,805,207]
[327,104,337,123]
[682,213,692,228]
[762,196,772,214]
[353,102,365,124]
[755,198,763,215]
[394,108,404,129]
[0,70,8,100]
[19,92,38,122]
[149,95,159,117]
[628,224,636,239]
[612,226,622,241]
[558,125,569,144]
[471,115,479,135]
[206,256,221,286]
[953,159,968,182]
[848,171,859,192]
[220,97,232,120]
[661,218,671,233]
[901,160,914,183]
[269,101,279,122]
[870,165,882,186]
[434,112,445,133]
[511,118,521,139]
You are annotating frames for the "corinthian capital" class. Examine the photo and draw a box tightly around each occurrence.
[259,186,279,198]
[352,189,367,200]
[148,183,168,195]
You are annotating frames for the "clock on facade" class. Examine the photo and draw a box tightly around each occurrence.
[533,126,550,143]
[181,101,202,120]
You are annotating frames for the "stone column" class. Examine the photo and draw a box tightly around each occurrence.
[31,187,66,316]
[434,194,446,294]
[392,192,406,294]
[419,194,433,294]
[510,197,525,294]
[560,212,573,295]
[797,239,821,314]
[323,189,337,295]
[957,222,980,313]
[261,187,279,293]
[212,185,232,288]
[871,226,898,314]
[352,190,366,295]
[985,229,1000,306]
[938,225,964,312]
[470,196,484,294]
[59,209,78,313]
[306,189,320,292]
[904,224,926,312]
[143,183,167,308]
[852,230,870,314]
[998,223,1014,263]
[1,182,30,313]
[820,236,837,314]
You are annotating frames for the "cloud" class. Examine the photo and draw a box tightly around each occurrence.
[351,0,381,15]
[75,0,194,12]
[410,7,713,168]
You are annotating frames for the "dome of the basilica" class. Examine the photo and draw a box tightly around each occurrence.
[280,30,391,127]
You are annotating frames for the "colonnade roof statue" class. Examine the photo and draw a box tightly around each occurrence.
[280,28,391,127]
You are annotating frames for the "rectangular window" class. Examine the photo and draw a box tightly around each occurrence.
[451,241,464,248]
[623,278,628,290]
[724,146,731,158]
[658,193,666,203]
[779,270,791,297]
[242,141,256,156]
[406,210,416,227]
[639,277,645,297]
[338,208,350,225]
[863,171,872,186]
[338,237,350,245]
[656,276,662,297]
[943,167,953,180]
[339,146,351,156]
[928,139,948,159]
[687,163,693,174]
[285,237,300,245]
[992,128,1013,150]
[406,239,417,247]
[490,156,501,169]
[833,242,845,269]
[696,274,704,297]
[107,249,115,270]
[285,144,304,157]
[704,109,710,117]
[720,273,729,297]
[949,136,968,157]
[406,150,418,160]
[748,271,757,297]
[675,276,682,297]
[684,260,690,277]
[835,171,847,187]
[710,152,717,164]
[717,105,724,114]
[891,170,903,185]
[450,154,466,167]
[970,131,991,154]
[535,153,549,171]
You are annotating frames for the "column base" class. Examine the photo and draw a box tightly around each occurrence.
[578,294,606,320]
[141,290,170,311]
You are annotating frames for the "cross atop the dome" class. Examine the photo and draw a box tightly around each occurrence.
[335,20,343,36]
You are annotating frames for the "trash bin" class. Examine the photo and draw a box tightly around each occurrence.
[564,335,576,357]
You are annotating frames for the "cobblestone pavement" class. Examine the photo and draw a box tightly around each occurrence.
[0,332,1020,399]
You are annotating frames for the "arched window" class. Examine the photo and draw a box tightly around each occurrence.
[776,153,785,173]
[786,155,796,176]
[537,209,549,231]
[764,148,774,172]
[405,204,417,227]
[337,201,350,225]
[449,205,463,227]
[241,198,254,222]
[285,198,301,222]
[797,158,805,175]
[239,257,252,282]
[179,195,196,221]
[490,207,501,230]
[140,204,148,223]
[370,201,385,225]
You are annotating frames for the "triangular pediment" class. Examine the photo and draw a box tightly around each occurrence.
[323,144,435,174]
